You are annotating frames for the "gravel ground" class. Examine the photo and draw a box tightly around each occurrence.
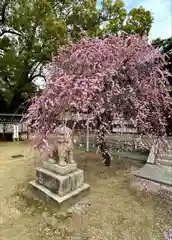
[0,142,171,240]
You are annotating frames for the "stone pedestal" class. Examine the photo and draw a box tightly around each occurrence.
[42,161,77,175]
[30,160,90,209]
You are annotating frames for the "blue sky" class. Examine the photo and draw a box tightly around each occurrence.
[97,0,172,40]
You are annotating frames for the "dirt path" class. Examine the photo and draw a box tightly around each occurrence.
[0,142,171,240]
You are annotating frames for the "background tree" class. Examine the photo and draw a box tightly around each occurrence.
[124,7,153,37]
[95,0,127,37]
[0,0,67,112]
[25,35,172,166]
[152,37,172,85]
[152,37,162,46]
[94,0,153,37]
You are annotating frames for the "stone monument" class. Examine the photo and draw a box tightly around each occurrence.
[30,125,90,208]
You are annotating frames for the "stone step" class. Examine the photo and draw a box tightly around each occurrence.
[159,149,172,154]
[132,176,172,200]
[166,150,172,155]
[157,154,172,160]
[156,159,172,167]
[159,147,172,151]
[134,163,172,186]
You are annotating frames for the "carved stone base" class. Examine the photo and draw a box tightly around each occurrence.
[30,180,90,209]
[43,161,77,175]
[36,167,84,197]
[30,165,90,208]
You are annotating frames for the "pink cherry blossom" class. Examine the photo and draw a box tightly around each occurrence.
[24,34,172,162]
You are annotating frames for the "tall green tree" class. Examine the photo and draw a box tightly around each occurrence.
[0,0,67,112]
[57,0,153,39]
[124,6,153,37]
[96,0,127,36]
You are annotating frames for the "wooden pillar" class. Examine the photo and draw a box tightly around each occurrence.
[13,124,19,141]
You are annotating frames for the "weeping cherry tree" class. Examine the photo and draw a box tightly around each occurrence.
[25,34,172,166]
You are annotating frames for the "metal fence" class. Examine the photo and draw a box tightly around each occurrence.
[0,114,28,140]
[73,129,152,154]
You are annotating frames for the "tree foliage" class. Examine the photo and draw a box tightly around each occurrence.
[0,0,153,113]
[152,37,172,83]
[0,0,67,112]
[152,37,172,54]
[124,6,153,37]
[25,35,172,161]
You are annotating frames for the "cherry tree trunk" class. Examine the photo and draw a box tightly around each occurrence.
[97,130,112,166]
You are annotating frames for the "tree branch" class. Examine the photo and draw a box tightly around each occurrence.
[30,74,46,81]
[29,61,44,79]
[0,0,10,24]
[0,1,21,37]
[0,27,21,37]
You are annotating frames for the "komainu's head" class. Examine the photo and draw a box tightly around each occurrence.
[54,125,72,143]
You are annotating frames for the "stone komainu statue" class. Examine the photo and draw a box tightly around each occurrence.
[48,125,75,166]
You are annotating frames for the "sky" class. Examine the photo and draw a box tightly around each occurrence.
[98,0,172,40]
